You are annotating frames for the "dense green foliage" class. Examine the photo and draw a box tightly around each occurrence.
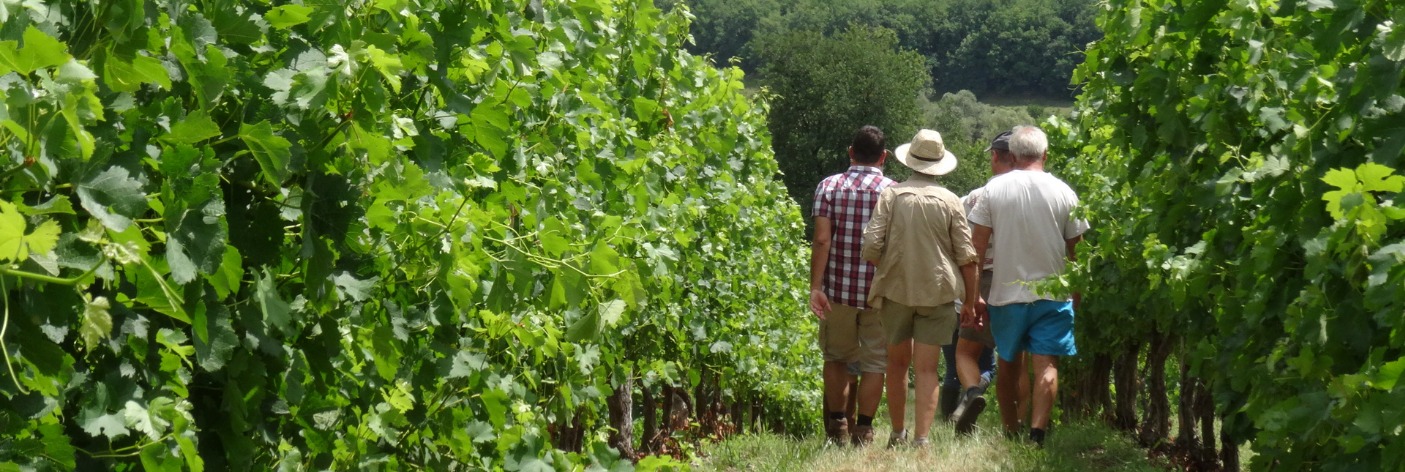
[752,26,930,219]
[0,0,817,469]
[1059,0,1405,469]
[666,0,1100,99]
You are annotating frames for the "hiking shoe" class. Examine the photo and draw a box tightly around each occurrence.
[825,417,849,447]
[954,388,987,435]
[886,429,908,448]
[850,424,875,447]
[912,436,930,447]
[1029,428,1047,448]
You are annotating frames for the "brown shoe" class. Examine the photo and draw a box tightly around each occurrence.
[825,417,849,447]
[850,424,875,447]
[886,429,908,448]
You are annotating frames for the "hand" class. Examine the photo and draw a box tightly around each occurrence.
[809,289,831,320]
[960,297,985,330]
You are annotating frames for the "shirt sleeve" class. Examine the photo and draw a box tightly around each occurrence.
[812,180,832,219]
[949,197,978,266]
[860,188,892,263]
[968,186,992,228]
[1063,190,1090,239]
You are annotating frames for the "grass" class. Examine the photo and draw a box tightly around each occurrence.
[696,423,1169,472]
[694,389,1171,472]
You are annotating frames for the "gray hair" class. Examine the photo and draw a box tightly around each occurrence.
[1008,125,1048,162]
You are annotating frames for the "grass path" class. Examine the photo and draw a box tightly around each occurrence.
[694,389,1170,472]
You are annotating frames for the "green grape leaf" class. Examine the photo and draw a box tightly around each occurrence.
[566,309,601,342]
[239,121,292,187]
[193,296,237,372]
[26,195,76,216]
[0,201,61,262]
[588,241,621,275]
[81,413,130,440]
[103,54,172,92]
[333,272,377,302]
[539,230,571,258]
[35,423,77,470]
[599,299,626,327]
[1384,17,1405,62]
[133,262,192,324]
[1322,167,1359,219]
[363,45,404,91]
[1356,162,1405,193]
[207,246,244,299]
[382,380,416,412]
[1258,107,1289,133]
[76,166,149,232]
[466,421,496,443]
[160,110,222,145]
[447,351,486,379]
[480,389,509,428]
[1373,357,1405,391]
[56,58,97,83]
[470,105,509,158]
[256,269,292,336]
[265,5,314,29]
[1302,0,1334,11]
[165,198,228,285]
[79,296,112,352]
[123,399,172,440]
[369,325,401,381]
[0,27,71,75]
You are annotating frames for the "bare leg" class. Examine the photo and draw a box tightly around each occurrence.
[955,338,985,388]
[824,361,851,413]
[996,355,1025,434]
[1030,354,1059,430]
[885,340,913,433]
[1018,354,1033,426]
[912,342,944,439]
[857,372,885,417]
[845,375,858,425]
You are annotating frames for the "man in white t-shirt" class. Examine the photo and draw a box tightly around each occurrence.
[966,125,1089,447]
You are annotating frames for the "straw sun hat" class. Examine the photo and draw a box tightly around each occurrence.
[894,129,958,176]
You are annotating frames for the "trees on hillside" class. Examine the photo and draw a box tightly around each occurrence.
[753,26,930,218]
[935,0,1098,97]
[669,0,1099,100]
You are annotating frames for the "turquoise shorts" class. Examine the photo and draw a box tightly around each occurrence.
[989,300,1077,363]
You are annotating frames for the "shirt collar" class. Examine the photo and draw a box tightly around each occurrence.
[848,165,883,175]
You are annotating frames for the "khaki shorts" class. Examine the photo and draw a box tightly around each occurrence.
[957,270,996,347]
[818,303,887,373]
[881,298,957,346]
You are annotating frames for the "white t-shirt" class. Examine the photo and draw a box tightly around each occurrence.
[968,170,1089,306]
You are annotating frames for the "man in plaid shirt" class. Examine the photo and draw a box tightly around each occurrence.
[809,125,896,447]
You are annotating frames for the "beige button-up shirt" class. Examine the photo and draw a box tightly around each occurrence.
[861,174,978,309]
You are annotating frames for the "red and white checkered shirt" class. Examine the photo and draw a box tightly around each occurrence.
[813,165,895,309]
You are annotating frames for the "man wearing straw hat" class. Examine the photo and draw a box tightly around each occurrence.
[862,129,980,447]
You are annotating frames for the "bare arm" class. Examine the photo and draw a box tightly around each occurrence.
[972,224,992,278]
[1066,234,1082,309]
[962,224,994,329]
[809,216,833,319]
